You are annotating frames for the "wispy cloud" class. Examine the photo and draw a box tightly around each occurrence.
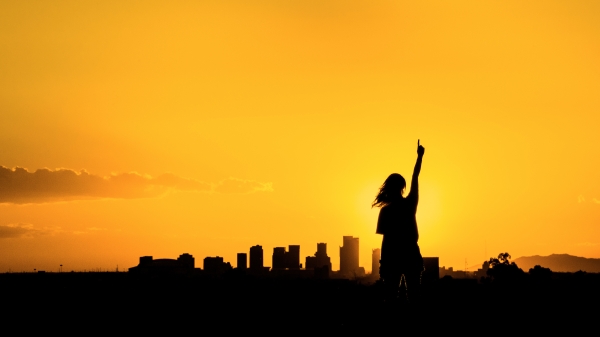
[86,227,107,231]
[578,195,585,203]
[213,177,273,194]
[0,166,273,204]
[593,198,600,204]
[0,223,62,239]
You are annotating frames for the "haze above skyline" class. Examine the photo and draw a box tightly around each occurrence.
[1,1,599,272]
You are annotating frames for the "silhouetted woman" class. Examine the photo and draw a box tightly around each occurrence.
[373,140,425,304]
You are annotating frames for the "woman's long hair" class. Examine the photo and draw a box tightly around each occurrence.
[372,173,406,208]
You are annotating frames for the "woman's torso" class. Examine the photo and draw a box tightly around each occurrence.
[376,195,418,243]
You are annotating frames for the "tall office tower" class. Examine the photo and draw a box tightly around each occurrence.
[249,245,264,270]
[237,253,247,270]
[272,247,287,269]
[315,242,330,269]
[272,245,301,269]
[316,243,327,257]
[287,245,300,269]
[372,248,381,277]
[340,236,359,276]
[306,243,332,270]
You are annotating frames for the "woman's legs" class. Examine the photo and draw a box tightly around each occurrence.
[384,272,420,304]
[404,271,422,304]
[380,257,401,302]
[380,238,423,303]
[383,274,402,302]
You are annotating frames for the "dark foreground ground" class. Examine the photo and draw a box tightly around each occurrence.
[3,272,599,332]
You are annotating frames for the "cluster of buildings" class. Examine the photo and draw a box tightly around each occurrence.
[129,235,440,282]
[439,261,489,280]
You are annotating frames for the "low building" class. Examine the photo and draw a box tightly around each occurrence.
[129,253,197,274]
[422,257,440,284]
[204,256,233,274]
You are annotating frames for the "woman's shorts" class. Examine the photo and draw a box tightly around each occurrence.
[380,237,424,279]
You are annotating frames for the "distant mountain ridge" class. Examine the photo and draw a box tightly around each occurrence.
[514,254,600,273]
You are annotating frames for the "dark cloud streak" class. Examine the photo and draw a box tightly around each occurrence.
[0,166,272,204]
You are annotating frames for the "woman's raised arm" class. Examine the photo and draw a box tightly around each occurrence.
[409,140,425,199]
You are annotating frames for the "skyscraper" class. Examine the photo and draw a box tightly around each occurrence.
[249,245,263,270]
[272,247,287,269]
[305,243,332,270]
[237,253,247,270]
[287,245,300,269]
[272,245,301,269]
[340,236,359,276]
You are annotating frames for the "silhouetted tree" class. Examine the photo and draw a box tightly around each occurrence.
[486,252,525,284]
[529,265,552,283]
[488,252,511,267]
[477,261,491,284]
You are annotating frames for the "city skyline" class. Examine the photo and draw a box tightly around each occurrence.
[127,237,434,279]
[107,237,368,274]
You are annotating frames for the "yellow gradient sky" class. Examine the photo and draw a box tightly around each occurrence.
[1,1,599,272]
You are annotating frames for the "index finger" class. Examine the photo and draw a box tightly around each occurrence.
[418,139,420,146]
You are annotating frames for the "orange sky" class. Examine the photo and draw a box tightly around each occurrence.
[1,1,599,272]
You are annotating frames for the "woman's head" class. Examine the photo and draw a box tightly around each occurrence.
[371,173,406,208]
